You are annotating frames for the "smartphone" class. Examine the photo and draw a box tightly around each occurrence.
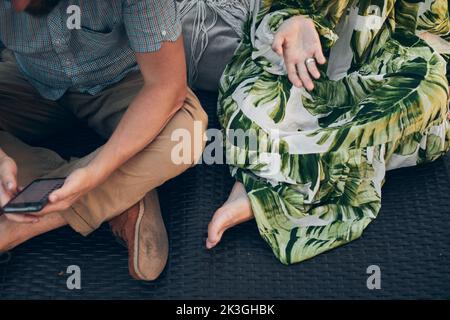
[1,178,66,214]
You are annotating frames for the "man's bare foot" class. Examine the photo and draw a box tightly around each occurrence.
[206,181,254,249]
[0,213,67,252]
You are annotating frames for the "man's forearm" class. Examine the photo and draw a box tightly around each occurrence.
[85,83,187,184]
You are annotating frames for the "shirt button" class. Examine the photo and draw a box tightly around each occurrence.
[54,38,62,46]
[63,59,73,66]
[161,30,167,37]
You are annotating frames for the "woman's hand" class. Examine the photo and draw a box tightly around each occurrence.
[272,15,326,91]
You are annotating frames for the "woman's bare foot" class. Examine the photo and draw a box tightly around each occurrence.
[206,181,254,249]
[0,213,66,252]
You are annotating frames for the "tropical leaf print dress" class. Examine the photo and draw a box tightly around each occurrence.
[218,0,450,264]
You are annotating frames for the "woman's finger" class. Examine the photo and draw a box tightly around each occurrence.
[4,213,39,224]
[272,35,284,56]
[297,62,314,91]
[314,48,327,65]
[287,62,303,88]
[306,59,321,79]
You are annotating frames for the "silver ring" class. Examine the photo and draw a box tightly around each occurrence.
[305,58,316,65]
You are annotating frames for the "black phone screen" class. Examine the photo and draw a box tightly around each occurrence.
[7,178,65,206]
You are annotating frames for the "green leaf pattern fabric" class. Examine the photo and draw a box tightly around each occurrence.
[218,0,449,264]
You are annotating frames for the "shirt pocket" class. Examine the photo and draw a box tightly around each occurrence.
[75,23,126,56]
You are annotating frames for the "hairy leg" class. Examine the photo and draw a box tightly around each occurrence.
[0,212,67,252]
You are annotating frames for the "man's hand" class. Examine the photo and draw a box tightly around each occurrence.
[4,167,99,224]
[0,153,36,223]
[0,148,100,224]
[45,168,96,213]
[272,15,326,91]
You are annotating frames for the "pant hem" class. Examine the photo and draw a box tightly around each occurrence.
[61,204,96,237]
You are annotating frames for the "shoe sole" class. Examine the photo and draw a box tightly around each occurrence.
[130,190,169,281]
[132,200,146,280]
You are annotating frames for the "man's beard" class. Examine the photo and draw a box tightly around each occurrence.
[25,0,61,17]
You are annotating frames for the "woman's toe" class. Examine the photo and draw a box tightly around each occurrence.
[206,238,218,249]
[206,209,228,249]
[206,229,221,249]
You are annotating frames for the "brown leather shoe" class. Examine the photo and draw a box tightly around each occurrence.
[109,190,168,281]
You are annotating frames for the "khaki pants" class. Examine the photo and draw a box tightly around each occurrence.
[0,50,208,236]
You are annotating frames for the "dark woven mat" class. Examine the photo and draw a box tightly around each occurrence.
[0,91,449,299]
